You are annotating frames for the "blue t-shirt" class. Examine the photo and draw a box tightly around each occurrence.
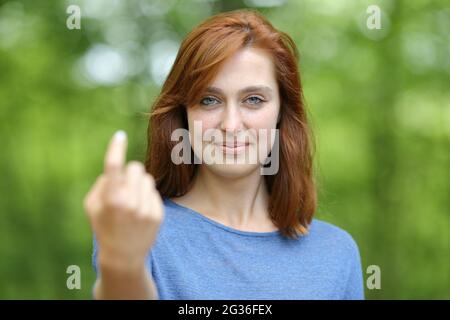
[92,198,364,300]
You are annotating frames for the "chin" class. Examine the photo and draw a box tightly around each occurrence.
[204,162,261,179]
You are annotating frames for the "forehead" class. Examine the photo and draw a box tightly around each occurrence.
[208,47,278,91]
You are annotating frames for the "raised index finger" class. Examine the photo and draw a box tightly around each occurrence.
[104,130,128,176]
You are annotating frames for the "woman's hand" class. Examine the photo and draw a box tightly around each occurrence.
[84,131,164,274]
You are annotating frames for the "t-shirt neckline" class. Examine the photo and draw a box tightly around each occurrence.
[164,198,282,237]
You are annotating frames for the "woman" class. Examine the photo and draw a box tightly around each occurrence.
[84,9,364,300]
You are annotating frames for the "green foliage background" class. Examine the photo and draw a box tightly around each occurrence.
[0,0,448,299]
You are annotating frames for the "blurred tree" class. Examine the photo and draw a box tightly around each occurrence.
[0,0,448,299]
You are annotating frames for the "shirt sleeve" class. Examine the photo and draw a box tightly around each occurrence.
[343,236,365,300]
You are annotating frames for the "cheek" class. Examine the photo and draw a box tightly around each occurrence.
[242,106,279,129]
[187,110,218,146]
[188,108,218,128]
[242,106,279,156]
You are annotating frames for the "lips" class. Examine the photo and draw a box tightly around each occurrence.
[220,142,250,148]
[214,142,250,155]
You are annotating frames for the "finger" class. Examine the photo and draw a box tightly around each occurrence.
[138,176,152,217]
[138,175,153,218]
[104,130,128,177]
[145,175,164,221]
[84,175,107,216]
[124,161,145,213]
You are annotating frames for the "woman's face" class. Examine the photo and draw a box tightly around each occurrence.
[187,47,280,178]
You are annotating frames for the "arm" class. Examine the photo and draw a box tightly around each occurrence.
[84,131,164,300]
[94,263,158,300]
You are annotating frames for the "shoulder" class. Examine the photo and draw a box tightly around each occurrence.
[308,220,364,299]
[306,219,363,286]
[306,218,360,257]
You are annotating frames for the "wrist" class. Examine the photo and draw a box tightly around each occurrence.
[98,251,147,276]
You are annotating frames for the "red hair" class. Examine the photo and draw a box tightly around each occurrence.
[145,9,317,239]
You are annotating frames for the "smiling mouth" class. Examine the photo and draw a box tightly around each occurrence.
[219,142,250,147]
[214,142,250,154]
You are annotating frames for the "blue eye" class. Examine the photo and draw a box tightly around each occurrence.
[200,96,220,106]
[245,96,264,105]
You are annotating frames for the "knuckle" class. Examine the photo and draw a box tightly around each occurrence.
[137,202,161,222]
[127,161,145,172]
[144,174,156,187]
[83,197,103,218]
[124,201,139,214]
[150,206,164,222]
[136,209,150,221]
[141,212,159,224]
[103,193,125,211]
[145,172,155,181]
[83,186,99,214]
[84,175,105,203]
[83,196,92,213]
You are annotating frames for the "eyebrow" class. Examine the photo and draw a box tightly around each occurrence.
[204,85,273,97]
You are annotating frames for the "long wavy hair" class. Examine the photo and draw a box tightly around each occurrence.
[145,9,316,239]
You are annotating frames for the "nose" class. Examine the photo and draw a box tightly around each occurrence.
[219,104,244,134]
